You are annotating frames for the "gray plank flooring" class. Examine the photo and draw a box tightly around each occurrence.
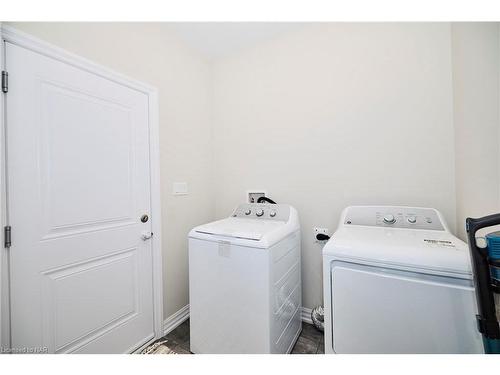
[160,319,324,354]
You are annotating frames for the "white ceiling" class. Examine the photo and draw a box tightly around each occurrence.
[169,23,307,60]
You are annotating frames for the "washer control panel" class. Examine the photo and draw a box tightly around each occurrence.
[232,203,290,222]
[344,206,445,231]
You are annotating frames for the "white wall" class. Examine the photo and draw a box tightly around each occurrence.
[212,23,457,309]
[5,22,500,318]
[5,22,214,318]
[452,23,500,240]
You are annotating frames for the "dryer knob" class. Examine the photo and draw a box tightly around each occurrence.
[245,209,251,215]
[269,210,277,217]
[256,209,264,217]
[383,214,396,224]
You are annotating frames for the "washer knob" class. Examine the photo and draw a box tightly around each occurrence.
[256,209,264,217]
[407,216,417,224]
[244,209,251,215]
[269,210,277,217]
[383,214,396,224]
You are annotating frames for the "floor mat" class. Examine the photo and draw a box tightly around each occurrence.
[141,339,178,354]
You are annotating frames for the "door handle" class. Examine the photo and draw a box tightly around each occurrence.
[141,231,153,241]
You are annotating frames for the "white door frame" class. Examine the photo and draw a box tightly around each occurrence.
[0,25,164,352]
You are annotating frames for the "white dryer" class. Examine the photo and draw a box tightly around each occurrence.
[322,206,483,354]
[188,203,301,353]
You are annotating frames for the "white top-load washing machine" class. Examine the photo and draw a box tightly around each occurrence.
[188,203,301,354]
[323,206,483,354]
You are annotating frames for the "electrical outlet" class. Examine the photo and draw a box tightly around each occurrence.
[247,190,267,204]
[314,227,330,243]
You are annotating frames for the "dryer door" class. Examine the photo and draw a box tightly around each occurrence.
[330,261,482,353]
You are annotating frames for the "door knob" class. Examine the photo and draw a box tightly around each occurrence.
[141,231,153,240]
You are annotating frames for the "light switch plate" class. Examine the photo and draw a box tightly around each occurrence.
[173,182,188,195]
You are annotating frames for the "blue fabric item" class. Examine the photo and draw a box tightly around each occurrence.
[486,232,500,281]
[483,337,500,354]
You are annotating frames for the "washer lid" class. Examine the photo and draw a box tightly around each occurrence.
[191,217,285,241]
[323,226,472,276]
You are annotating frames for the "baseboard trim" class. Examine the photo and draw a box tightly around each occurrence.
[301,307,313,325]
[163,305,313,336]
[163,304,190,336]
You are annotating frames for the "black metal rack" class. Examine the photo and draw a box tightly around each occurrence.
[466,214,500,353]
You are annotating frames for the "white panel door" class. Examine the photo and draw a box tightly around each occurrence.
[6,42,155,353]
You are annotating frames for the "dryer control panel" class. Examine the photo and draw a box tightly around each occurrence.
[232,203,290,222]
[343,206,445,231]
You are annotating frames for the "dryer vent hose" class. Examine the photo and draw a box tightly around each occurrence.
[257,196,277,204]
[311,306,324,332]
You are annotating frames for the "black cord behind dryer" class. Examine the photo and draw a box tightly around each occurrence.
[257,196,277,204]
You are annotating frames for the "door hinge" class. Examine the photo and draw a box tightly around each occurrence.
[4,226,11,248]
[2,71,8,93]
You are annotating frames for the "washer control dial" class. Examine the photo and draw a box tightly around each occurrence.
[407,216,417,224]
[256,209,264,217]
[269,210,277,217]
[244,209,251,215]
[383,214,396,224]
